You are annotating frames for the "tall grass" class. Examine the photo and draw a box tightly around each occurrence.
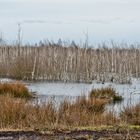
[120,103,140,125]
[0,95,119,130]
[0,95,139,130]
[0,95,140,130]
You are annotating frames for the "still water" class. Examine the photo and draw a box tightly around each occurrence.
[27,79,140,112]
[0,0,140,44]
[0,77,139,112]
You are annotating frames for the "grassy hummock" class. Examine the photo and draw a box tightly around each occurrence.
[90,87,123,103]
[0,82,33,99]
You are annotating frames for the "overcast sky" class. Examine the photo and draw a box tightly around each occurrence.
[0,0,140,44]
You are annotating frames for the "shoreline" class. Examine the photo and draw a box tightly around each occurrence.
[0,126,139,140]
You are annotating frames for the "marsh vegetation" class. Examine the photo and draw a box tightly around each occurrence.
[90,87,123,103]
[0,85,139,130]
[0,82,33,98]
[0,42,140,139]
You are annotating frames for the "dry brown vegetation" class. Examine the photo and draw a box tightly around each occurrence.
[0,94,139,130]
[0,83,139,139]
[120,103,140,125]
[0,82,33,98]
[0,95,116,130]
[0,43,140,83]
[90,87,123,103]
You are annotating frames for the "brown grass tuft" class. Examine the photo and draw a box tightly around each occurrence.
[90,87,123,103]
[0,82,33,98]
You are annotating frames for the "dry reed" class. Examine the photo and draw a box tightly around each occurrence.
[0,95,119,130]
[120,103,140,125]
[0,94,139,130]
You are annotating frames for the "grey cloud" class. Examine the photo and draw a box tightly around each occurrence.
[22,20,46,24]
[79,17,135,24]
[80,18,120,24]
[20,19,72,25]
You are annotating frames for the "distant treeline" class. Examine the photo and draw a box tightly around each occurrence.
[0,42,140,83]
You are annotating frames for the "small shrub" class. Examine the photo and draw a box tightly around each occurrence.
[113,95,123,103]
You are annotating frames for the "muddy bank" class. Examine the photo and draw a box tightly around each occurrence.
[0,129,139,140]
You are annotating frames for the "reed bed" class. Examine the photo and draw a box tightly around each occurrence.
[0,95,117,130]
[0,94,139,130]
[0,42,140,83]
